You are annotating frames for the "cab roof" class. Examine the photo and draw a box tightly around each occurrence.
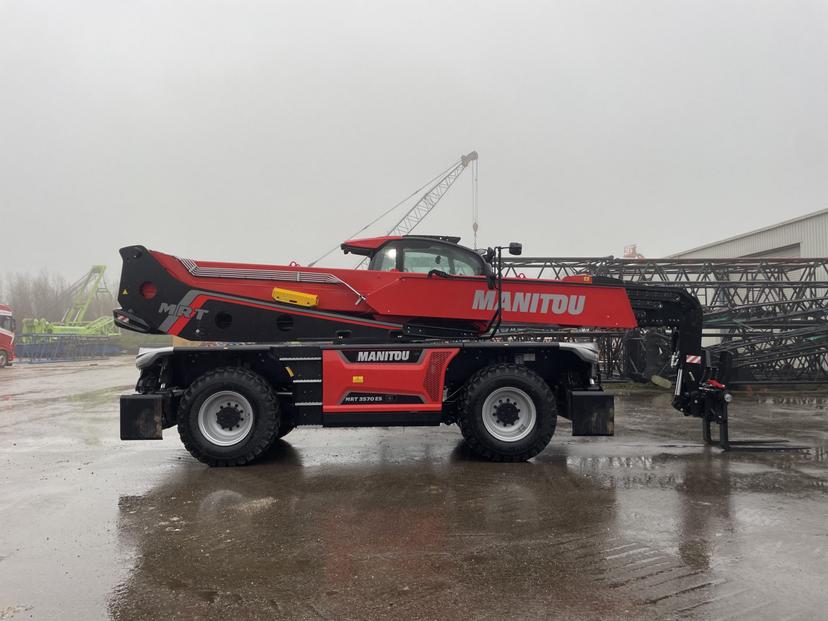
[341,235,462,257]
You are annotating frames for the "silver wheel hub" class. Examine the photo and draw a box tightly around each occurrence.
[197,391,254,447]
[482,387,537,442]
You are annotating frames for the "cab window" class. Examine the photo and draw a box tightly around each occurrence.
[369,240,485,276]
[372,245,399,271]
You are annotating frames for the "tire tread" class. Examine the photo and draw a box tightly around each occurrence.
[457,363,556,462]
[177,367,279,467]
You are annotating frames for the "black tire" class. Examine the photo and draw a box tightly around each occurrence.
[0,351,7,368]
[276,424,296,439]
[457,363,557,462]
[177,367,279,466]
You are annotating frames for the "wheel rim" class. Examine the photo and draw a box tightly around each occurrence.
[481,386,537,442]
[197,390,254,447]
[0,352,6,366]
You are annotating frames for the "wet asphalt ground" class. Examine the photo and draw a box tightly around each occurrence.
[0,357,827,620]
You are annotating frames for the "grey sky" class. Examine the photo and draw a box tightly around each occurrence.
[1,1,826,279]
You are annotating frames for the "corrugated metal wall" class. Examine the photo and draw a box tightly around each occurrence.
[672,209,828,258]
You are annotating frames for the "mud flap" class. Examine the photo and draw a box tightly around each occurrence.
[120,394,163,440]
[568,391,614,436]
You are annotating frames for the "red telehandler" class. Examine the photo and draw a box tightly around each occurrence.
[115,235,733,466]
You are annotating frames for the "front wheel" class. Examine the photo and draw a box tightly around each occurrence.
[178,367,280,466]
[0,351,7,368]
[457,364,557,462]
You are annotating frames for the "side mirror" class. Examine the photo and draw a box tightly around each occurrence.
[483,247,495,264]
[508,242,522,256]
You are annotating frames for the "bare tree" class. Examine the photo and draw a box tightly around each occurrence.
[0,270,109,322]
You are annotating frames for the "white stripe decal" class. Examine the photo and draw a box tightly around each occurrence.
[178,257,342,285]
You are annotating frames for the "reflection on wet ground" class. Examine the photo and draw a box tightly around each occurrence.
[1,359,827,619]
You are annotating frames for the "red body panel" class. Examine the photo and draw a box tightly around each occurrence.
[153,250,395,315]
[341,236,401,252]
[0,304,15,364]
[150,250,638,333]
[366,276,637,328]
[164,292,398,337]
[321,348,459,412]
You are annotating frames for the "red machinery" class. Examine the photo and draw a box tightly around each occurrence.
[115,236,732,466]
[0,304,15,368]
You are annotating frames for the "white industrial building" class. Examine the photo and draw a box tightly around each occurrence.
[671,208,828,259]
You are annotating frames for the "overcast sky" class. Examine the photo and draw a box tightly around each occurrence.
[1,1,826,279]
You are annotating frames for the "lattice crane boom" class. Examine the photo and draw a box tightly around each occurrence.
[385,151,477,237]
[353,151,477,268]
[308,151,478,268]
[62,265,110,325]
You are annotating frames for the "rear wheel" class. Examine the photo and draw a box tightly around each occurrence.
[457,364,557,461]
[178,367,279,466]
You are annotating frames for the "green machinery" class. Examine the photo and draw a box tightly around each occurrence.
[22,265,118,336]
[18,266,119,361]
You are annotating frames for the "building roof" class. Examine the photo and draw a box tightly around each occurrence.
[671,207,828,257]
